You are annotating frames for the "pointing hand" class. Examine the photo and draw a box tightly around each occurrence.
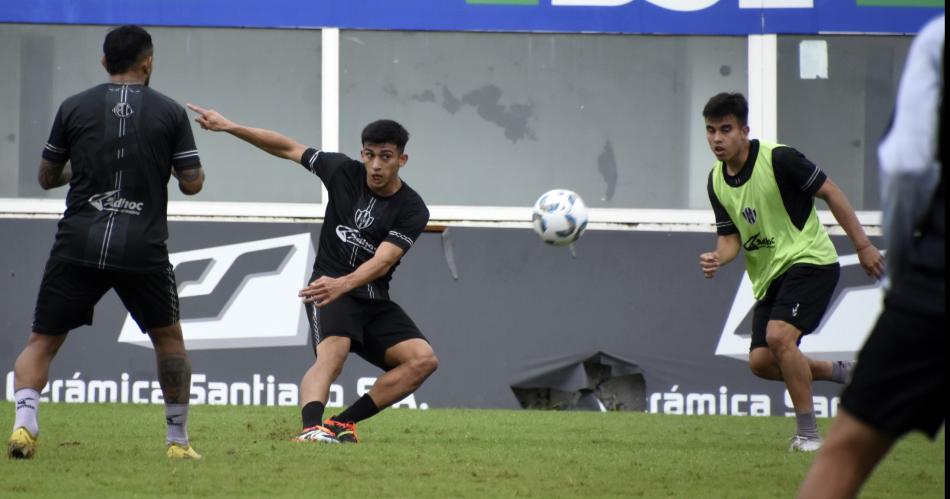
[186,103,233,132]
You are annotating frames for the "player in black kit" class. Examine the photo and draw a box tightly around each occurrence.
[7,25,206,460]
[798,15,945,498]
[187,103,437,444]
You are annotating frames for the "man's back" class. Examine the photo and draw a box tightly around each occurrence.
[877,14,945,316]
[43,83,200,271]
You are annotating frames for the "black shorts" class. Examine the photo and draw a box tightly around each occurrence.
[33,258,180,335]
[841,303,945,439]
[305,293,427,371]
[750,263,840,350]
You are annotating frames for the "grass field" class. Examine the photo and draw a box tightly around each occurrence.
[1,402,944,498]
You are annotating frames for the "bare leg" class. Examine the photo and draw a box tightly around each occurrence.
[148,323,192,404]
[749,347,835,382]
[798,409,894,498]
[13,332,68,391]
[366,338,438,408]
[148,322,199,455]
[11,332,67,441]
[300,335,351,406]
[765,320,814,414]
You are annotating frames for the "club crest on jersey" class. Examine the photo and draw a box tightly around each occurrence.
[112,102,134,119]
[354,207,375,230]
[741,207,757,225]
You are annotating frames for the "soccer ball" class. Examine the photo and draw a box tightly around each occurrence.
[531,189,588,246]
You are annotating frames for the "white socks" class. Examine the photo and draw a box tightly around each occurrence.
[13,388,192,446]
[13,388,41,436]
[165,403,190,446]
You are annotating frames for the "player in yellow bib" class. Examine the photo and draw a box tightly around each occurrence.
[698,93,885,452]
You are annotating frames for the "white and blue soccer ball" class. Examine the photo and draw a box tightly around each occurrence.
[531,189,588,246]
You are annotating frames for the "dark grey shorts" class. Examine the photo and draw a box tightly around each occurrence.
[750,262,840,350]
[33,258,179,335]
[841,303,945,439]
[305,293,427,371]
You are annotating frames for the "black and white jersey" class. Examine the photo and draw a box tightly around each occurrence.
[300,148,429,301]
[42,83,200,271]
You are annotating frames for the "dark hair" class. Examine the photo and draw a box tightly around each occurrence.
[361,120,410,152]
[103,25,153,75]
[703,92,749,127]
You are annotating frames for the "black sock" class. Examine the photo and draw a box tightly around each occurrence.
[331,394,380,424]
[301,401,326,428]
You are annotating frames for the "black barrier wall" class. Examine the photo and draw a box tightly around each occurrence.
[1,219,882,418]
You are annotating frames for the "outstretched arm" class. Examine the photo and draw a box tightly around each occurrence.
[699,233,741,279]
[298,242,405,307]
[815,179,885,279]
[186,103,307,163]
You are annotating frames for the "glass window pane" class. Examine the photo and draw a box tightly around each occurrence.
[777,35,912,211]
[340,31,746,209]
[0,24,322,203]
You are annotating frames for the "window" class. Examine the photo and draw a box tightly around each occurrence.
[777,35,912,211]
[340,31,747,209]
[0,25,914,217]
[0,24,322,203]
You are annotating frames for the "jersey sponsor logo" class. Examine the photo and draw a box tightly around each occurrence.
[88,190,144,215]
[112,102,134,119]
[715,252,884,361]
[335,225,378,254]
[741,207,757,225]
[742,232,775,251]
[117,233,315,350]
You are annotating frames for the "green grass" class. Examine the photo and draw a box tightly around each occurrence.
[1,403,944,498]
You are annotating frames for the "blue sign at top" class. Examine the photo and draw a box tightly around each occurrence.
[0,0,943,35]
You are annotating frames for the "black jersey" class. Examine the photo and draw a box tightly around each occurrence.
[300,148,429,301]
[886,176,944,316]
[41,83,200,271]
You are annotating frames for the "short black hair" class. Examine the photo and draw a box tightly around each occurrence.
[361,119,409,152]
[703,92,749,127]
[103,25,153,75]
